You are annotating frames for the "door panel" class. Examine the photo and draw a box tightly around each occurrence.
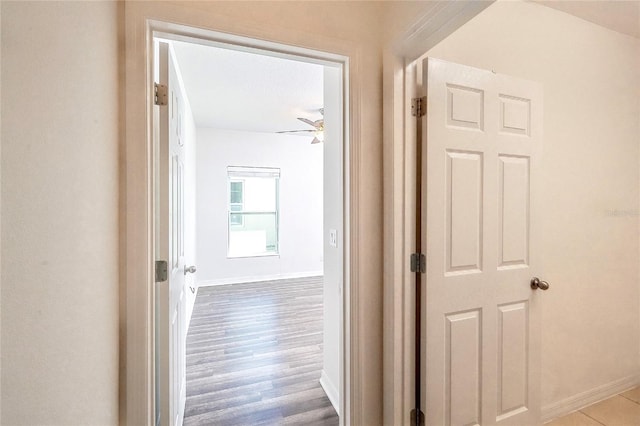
[446,150,483,274]
[423,58,543,426]
[498,155,529,268]
[445,309,481,426]
[447,84,484,130]
[497,301,528,419]
[157,41,187,426]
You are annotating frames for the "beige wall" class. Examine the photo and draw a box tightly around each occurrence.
[1,1,119,424]
[425,0,640,410]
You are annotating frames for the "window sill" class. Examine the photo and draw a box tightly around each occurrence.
[226,253,280,259]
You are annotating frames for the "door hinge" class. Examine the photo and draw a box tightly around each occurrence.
[155,260,168,282]
[154,83,168,106]
[410,408,425,426]
[410,253,426,273]
[411,96,426,117]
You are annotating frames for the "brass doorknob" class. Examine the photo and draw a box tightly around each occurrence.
[531,277,550,290]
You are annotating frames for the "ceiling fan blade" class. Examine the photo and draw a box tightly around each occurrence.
[311,137,321,144]
[276,129,315,134]
[297,117,316,127]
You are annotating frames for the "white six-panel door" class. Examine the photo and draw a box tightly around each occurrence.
[157,41,187,426]
[422,58,543,426]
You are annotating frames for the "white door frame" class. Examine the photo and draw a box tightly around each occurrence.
[154,30,348,424]
[382,2,493,424]
[124,7,358,426]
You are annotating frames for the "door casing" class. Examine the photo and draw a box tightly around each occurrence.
[124,13,355,426]
[382,2,494,424]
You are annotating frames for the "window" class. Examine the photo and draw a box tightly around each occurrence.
[227,166,280,257]
[229,180,244,225]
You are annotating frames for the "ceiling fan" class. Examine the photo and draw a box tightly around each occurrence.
[277,108,324,144]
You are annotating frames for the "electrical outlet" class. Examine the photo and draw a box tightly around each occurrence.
[329,229,338,247]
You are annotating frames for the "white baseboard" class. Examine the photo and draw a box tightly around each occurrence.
[197,271,323,287]
[320,370,340,417]
[542,374,640,423]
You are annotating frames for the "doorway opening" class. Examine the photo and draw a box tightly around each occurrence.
[153,32,348,426]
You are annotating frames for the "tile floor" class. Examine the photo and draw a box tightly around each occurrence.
[546,387,640,426]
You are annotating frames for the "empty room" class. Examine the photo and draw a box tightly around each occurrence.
[152,38,346,425]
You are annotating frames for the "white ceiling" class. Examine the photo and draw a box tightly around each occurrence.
[532,0,640,39]
[171,40,324,134]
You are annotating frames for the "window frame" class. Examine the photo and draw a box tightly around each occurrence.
[228,179,244,226]
[226,166,281,258]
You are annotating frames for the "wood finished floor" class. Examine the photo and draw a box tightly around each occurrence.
[183,276,339,426]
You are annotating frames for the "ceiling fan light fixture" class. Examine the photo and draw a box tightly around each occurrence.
[277,107,324,144]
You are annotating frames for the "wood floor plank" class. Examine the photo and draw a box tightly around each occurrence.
[184,276,338,425]
[281,406,340,426]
